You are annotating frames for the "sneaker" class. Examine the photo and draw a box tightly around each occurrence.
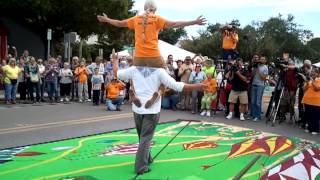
[65,97,70,102]
[226,113,233,119]
[60,98,64,102]
[191,111,196,114]
[206,110,211,117]
[240,114,245,121]
[253,117,260,122]
[87,99,91,102]
[311,132,318,135]
[172,105,177,111]
[305,129,310,133]
[79,99,83,103]
[200,110,206,116]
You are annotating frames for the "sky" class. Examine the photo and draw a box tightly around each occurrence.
[132,0,320,38]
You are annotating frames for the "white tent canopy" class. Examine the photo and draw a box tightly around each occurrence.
[313,62,320,67]
[117,40,196,61]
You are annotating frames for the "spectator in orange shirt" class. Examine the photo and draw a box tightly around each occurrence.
[75,61,89,102]
[221,24,239,60]
[200,73,217,117]
[105,78,125,111]
[302,68,320,135]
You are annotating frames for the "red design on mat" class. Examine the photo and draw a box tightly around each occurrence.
[183,141,218,150]
[14,152,45,156]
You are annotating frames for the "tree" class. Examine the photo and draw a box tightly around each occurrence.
[0,0,135,58]
[159,28,187,45]
[180,15,316,62]
[307,38,320,52]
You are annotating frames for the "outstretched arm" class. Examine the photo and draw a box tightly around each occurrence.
[97,13,128,28]
[111,49,119,77]
[165,15,206,28]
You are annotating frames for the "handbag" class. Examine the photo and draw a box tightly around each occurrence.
[30,73,39,83]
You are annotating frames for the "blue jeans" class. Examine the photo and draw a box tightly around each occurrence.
[251,85,265,119]
[47,81,58,100]
[162,95,179,109]
[106,97,124,111]
[4,83,18,101]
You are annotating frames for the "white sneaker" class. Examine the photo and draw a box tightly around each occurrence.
[79,99,83,103]
[87,99,91,102]
[253,117,260,122]
[200,110,206,116]
[305,129,310,133]
[60,98,64,102]
[240,114,245,121]
[226,113,233,119]
[65,97,69,102]
[311,132,318,135]
[206,111,211,117]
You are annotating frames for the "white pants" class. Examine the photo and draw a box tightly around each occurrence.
[78,83,88,100]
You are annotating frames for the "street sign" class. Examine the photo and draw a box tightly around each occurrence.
[47,29,52,40]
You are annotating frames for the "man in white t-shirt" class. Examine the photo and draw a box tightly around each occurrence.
[111,49,206,175]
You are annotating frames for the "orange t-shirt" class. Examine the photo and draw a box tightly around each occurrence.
[302,79,320,106]
[75,67,88,83]
[222,32,239,50]
[127,15,167,58]
[203,79,217,94]
[106,82,125,99]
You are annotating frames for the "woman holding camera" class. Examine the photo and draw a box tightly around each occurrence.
[302,68,320,135]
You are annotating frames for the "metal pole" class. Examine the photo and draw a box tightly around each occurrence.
[68,33,71,63]
[79,39,83,61]
[47,40,50,60]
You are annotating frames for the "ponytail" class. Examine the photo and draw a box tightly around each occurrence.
[142,9,151,44]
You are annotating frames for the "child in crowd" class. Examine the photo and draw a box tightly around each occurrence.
[91,68,104,105]
[200,73,218,117]
[75,61,89,102]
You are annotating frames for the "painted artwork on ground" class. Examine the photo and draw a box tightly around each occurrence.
[0,120,319,180]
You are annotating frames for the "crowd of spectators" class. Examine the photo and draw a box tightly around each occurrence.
[1,49,320,135]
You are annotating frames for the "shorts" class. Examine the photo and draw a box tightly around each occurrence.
[222,49,238,60]
[228,90,248,104]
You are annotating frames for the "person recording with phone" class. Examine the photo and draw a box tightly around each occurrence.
[296,60,313,128]
[225,58,249,121]
[59,62,73,102]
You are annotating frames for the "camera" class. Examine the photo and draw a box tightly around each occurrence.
[275,58,288,68]
[252,59,261,68]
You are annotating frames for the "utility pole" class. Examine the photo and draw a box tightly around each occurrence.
[47,29,52,60]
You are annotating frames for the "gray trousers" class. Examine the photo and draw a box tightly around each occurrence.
[133,112,160,173]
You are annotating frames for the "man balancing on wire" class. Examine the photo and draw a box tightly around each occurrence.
[97,0,207,175]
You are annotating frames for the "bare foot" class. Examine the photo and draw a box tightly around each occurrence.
[145,92,160,109]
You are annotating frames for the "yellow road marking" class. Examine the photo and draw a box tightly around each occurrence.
[0,113,132,135]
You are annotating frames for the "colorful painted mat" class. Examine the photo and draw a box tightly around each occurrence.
[0,120,319,180]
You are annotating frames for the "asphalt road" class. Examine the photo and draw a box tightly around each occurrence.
[0,102,318,149]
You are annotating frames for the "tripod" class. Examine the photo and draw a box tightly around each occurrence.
[266,71,298,126]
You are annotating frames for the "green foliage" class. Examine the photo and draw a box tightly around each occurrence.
[159,28,187,45]
[180,14,318,62]
[0,0,135,58]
